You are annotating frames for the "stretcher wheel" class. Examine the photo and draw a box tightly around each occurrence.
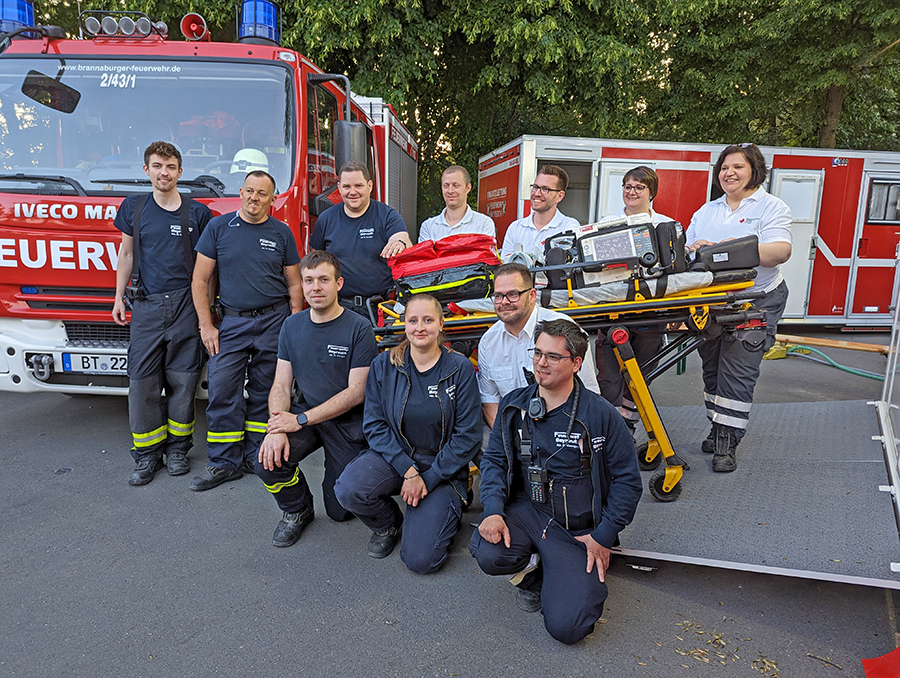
[636,442,661,471]
[649,471,682,502]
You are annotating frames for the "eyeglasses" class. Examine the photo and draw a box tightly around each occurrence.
[623,184,647,194]
[528,348,574,365]
[493,288,532,304]
[530,184,562,196]
[737,143,756,148]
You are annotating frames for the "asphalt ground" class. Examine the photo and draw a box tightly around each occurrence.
[0,326,897,677]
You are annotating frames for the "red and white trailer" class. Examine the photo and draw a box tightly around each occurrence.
[478,135,900,328]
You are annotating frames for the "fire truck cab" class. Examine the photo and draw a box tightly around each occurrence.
[0,0,417,395]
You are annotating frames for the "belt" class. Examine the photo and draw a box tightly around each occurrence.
[222,297,289,318]
[339,295,367,308]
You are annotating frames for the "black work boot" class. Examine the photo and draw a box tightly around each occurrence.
[367,524,402,558]
[711,424,739,473]
[165,451,190,476]
[272,505,315,547]
[701,426,716,454]
[129,456,163,486]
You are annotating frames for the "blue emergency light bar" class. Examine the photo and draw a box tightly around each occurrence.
[238,0,280,46]
[0,0,35,35]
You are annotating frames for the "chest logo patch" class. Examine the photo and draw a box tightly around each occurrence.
[359,228,375,239]
[259,238,277,252]
[327,344,349,358]
[169,224,194,236]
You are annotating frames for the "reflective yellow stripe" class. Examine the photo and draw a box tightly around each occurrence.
[207,430,244,444]
[133,424,167,448]
[244,420,267,434]
[167,419,195,437]
[265,467,301,494]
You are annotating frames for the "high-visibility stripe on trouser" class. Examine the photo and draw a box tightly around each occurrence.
[167,419,195,437]
[244,420,267,434]
[133,424,168,449]
[207,430,245,444]
[265,467,301,494]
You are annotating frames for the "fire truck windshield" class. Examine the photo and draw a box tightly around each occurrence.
[0,57,295,197]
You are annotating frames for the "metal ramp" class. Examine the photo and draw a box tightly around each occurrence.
[615,400,900,589]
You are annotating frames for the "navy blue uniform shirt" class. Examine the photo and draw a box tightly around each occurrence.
[310,200,407,298]
[195,211,300,312]
[114,195,212,295]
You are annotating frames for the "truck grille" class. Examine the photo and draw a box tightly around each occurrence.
[64,322,130,349]
[23,286,115,312]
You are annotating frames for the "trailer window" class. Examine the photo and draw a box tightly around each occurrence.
[867,180,900,224]
[0,57,295,196]
[306,84,337,197]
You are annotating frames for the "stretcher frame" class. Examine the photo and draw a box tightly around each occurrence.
[369,270,767,501]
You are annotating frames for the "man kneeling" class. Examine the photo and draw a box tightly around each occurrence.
[470,320,642,644]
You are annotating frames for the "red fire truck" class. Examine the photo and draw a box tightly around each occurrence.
[0,1,418,395]
[479,135,900,328]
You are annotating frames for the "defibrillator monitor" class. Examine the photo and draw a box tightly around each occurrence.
[575,218,659,286]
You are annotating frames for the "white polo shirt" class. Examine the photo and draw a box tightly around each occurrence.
[418,206,496,243]
[500,209,580,261]
[613,208,675,225]
[687,188,792,293]
[477,304,601,404]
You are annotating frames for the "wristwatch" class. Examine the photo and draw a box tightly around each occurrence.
[296,412,308,427]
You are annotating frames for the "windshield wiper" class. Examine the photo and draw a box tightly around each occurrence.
[90,175,225,198]
[0,173,87,196]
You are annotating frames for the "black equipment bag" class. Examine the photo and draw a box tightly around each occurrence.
[395,263,496,305]
[688,235,760,272]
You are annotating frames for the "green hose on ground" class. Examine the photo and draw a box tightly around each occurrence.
[786,345,885,381]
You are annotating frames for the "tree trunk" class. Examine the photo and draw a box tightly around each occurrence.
[818,84,846,149]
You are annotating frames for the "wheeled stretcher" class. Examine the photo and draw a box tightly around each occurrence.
[366,266,769,501]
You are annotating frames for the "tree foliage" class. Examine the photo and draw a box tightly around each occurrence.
[30,0,900,219]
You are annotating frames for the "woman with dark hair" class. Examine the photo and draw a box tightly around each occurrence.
[597,166,676,434]
[334,294,482,573]
[687,143,792,473]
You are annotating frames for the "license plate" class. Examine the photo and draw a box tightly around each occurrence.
[62,353,128,375]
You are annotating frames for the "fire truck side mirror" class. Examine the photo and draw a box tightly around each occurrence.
[334,120,367,172]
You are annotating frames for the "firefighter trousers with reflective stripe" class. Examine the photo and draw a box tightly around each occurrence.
[597,327,663,427]
[335,449,463,574]
[205,306,288,470]
[127,286,203,462]
[255,405,366,520]
[469,496,608,645]
[699,280,788,433]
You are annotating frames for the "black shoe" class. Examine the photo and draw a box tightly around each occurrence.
[712,424,739,473]
[165,452,190,476]
[272,506,314,547]
[129,457,163,486]
[701,426,716,454]
[241,459,256,476]
[367,525,402,559]
[189,465,243,491]
[516,588,542,613]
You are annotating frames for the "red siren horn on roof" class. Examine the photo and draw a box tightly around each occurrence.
[180,13,209,41]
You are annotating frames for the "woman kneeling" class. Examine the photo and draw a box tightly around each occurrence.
[334,294,482,573]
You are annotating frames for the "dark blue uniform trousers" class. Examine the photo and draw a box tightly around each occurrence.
[127,285,202,462]
[470,497,608,644]
[699,280,788,435]
[205,306,288,470]
[255,406,365,521]
[335,450,464,574]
